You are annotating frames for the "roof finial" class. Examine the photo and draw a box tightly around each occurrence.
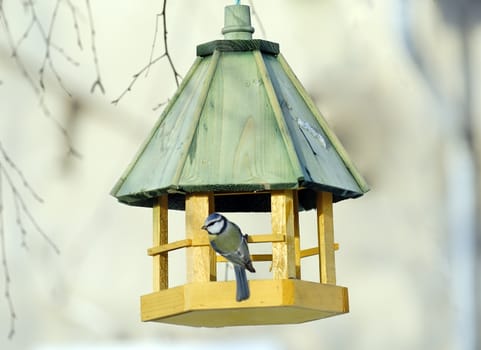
[222,4,254,40]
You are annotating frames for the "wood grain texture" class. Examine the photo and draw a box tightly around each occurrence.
[253,50,304,179]
[217,253,273,263]
[277,54,370,194]
[317,192,336,284]
[185,193,215,282]
[179,51,299,188]
[271,190,297,279]
[152,196,168,291]
[148,239,192,256]
[301,247,319,258]
[141,279,348,326]
[264,54,362,194]
[147,234,286,256]
[111,57,203,200]
[293,190,301,278]
[112,45,368,208]
[196,39,279,57]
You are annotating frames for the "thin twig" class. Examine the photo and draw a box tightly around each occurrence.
[0,171,16,339]
[85,0,105,94]
[111,53,166,105]
[1,2,82,158]
[0,141,43,204]
[0,166,60,255]
[0,4,41,96]
[161,0,181,87]
[25,0,73,97]
[145,12,163,77]
[113,0,182,105]
[37,0,60,90]
[66,0,83,50]
[37,97,82,159]
[13,197,28,250]
[50,43,81,67]
[12,14,36,56]
[152,98,169,111]
[0,146,61,339]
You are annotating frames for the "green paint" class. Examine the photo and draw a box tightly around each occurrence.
[111,4,368,209]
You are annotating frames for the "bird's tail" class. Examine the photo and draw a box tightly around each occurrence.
[234,265,250,302]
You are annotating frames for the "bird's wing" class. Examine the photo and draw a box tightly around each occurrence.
[212,234,251,268]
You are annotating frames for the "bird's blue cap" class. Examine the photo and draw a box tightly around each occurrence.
[201,212,223,229]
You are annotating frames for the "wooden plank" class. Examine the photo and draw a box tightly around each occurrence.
[141,280,349,326]
[301,247,319,258]
[148,233,288,256]
[171,51,221,187]
[110,57,203,201]
[217,254,273,263]
[196,39,280,57]
[185,193,215,282]
[248,234,284,243]
[195,234,284,245]
[317,192,336,284]
[148,239,192,256]
[299,244,338,258]
[141,285,186,321]
[152,196,168,291]
[293,190,301,278]
[261,53,362,194]
[277,54,369,194]
[179,50,299,190]
[253,50,303,177]
[271,190,297,279]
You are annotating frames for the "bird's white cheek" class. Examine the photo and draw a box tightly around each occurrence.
[209,221,224,234]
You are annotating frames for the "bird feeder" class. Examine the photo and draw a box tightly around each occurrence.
[111,4,368,327]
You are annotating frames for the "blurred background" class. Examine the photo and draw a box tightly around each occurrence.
[0,0,480,349]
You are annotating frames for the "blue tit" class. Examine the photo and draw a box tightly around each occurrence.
[201,212,256,302]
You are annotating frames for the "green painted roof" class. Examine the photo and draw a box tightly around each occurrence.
[111,5,368,210]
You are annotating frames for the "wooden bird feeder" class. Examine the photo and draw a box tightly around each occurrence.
[111,4,368,327]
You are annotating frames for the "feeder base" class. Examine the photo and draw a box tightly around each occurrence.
[140,279,348,327]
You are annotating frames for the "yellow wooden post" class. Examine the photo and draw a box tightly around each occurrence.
[317,191,336,284]
[153,195,169,291]
[271,190,297,280]
[293,191,301,279]
[186,193,216,282]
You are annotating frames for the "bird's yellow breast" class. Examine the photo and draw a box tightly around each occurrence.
[208,231,241,252]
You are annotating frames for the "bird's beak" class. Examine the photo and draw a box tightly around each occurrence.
[201,225,206,230]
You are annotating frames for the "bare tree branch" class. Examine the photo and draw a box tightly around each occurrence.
[22,0,73,97]
[160,0,181,87]
[0,145,61,338]
[86,0,105,94]
[0,170,16,340]
[66,0,83,50]
[111,54,166,105]
[0,146,59,255]
[1,1,82,158]
[13,197,28,250]
[50,43,81,67]
[145,12,163,78]
[152,98,169,111]
[0,142,43,204]
[0,2,40,96]
[0,0,108,338]
[112,0,181,105]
